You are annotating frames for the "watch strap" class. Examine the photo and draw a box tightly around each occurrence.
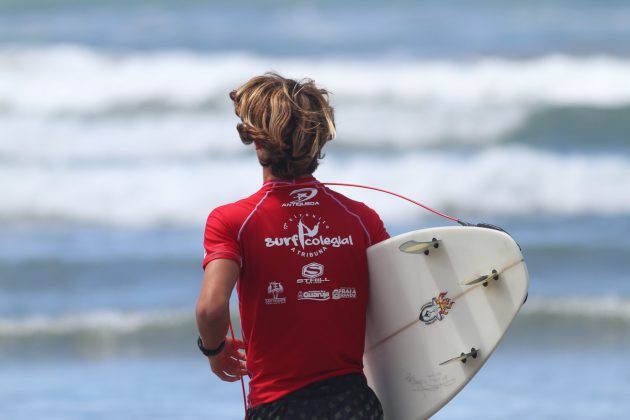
[197,336,226,356]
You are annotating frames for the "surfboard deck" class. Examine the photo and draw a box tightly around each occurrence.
[363,226,528,420]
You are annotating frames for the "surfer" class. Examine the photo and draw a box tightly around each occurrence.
[196,73,389,419]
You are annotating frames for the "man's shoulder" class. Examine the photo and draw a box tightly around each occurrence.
[209,188,268,225]
[323,188,377,215]
[321,187,389,243]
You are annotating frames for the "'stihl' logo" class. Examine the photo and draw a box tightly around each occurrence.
[298,262,329,284]
[302,262,324,278]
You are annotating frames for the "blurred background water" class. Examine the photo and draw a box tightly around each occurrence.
[1,0,629,419]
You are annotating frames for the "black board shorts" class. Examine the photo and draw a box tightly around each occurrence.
[247,373,384,420]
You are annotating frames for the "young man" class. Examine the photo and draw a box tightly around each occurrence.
[196,73,388,419]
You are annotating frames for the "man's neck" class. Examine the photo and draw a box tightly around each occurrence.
[262,167,278,182]
[262,167,313,182]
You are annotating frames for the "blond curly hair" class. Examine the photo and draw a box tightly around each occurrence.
[230,73,336,179]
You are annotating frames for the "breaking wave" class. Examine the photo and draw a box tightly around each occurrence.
[1,296,628,347]
[1,147,629,226]
[1,47,630,155]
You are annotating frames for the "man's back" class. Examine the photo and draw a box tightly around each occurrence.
[204,177,388,406]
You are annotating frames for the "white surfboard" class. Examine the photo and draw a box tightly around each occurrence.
[363,226,528,420]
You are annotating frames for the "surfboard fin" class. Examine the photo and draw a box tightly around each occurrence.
[439,348,479,366]
[399,238,440,255]
[462,269,499,287]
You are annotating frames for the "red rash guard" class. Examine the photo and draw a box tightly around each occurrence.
[203,176,389,407]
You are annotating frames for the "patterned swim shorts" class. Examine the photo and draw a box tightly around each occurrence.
[247,374,384,420]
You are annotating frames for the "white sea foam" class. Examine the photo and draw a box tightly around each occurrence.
[3,46,630,165]
[2,46,630,156]
[1,296,628,341]
[0,114,244,161]
[0,309,192,337]
[2,46,630,225]
[521,296,630,322]
[0,107,527,163]
[3,46,630,113]
[2,147,629,226]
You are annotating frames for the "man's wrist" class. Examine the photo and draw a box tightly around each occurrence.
[197,336,226,357]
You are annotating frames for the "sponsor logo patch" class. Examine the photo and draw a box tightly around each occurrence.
[282,188,319,207]
[302,262,324,278]
[332,287,357,300]
[265,281,286,305]
[265,213,354,258]
[297,262,330,285]
[297,290,330,301]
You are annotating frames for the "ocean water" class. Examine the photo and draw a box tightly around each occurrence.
[1,0,630,419]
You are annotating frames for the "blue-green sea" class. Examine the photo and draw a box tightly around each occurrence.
[1,1,630,418]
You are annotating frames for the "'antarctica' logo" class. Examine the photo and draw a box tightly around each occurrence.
[264,213,354,258]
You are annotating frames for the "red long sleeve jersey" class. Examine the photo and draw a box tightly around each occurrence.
[203,177,389,407]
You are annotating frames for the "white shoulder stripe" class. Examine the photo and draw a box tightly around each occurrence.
[321,187,372,246]
[237,188,274,242]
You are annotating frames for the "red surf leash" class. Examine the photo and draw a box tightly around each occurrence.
[320,182,513,243]
[320,182,468,226]
[228,321,249,420]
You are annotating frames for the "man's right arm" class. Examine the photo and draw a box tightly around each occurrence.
[196,258,247,382]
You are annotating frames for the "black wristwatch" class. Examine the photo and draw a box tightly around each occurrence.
[197,336,225,357]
